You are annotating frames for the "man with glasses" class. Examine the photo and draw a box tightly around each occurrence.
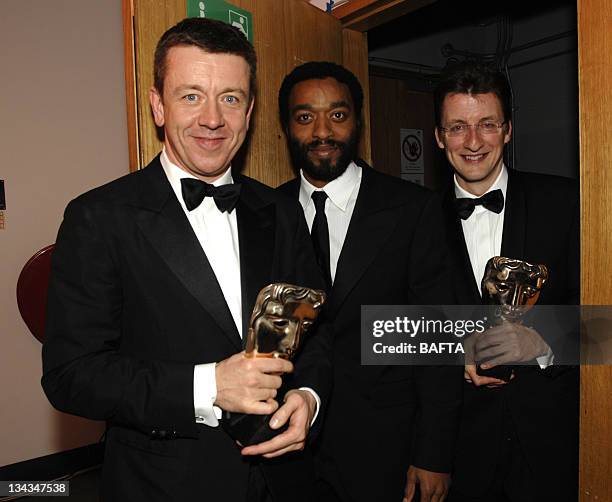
[434,62,579,502]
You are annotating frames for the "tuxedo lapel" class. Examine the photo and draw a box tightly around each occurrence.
[501,170,527,261]
[132,159,242,350]
[329,164,403,315]
[234,177,275,344]
[280,177,301,199]
[442,187,481,303]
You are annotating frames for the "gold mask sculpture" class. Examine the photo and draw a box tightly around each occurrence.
[222,283,325,446]
[245,283,325,358]
[482,256,548,323]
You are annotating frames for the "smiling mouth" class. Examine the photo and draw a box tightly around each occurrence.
[461,153,488,162]
[308,145,338,158]
[194,137,225,149]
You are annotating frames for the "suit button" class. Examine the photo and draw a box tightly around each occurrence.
[150,429,157,437]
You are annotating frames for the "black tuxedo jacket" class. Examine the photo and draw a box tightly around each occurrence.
[441,169,579,500]
[279,162,462,502]
[42,156,331,502]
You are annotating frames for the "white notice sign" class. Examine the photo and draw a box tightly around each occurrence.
[400,129,424,172]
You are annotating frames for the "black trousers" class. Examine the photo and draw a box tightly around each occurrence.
[246,466,273,502]
[448,402,536,502]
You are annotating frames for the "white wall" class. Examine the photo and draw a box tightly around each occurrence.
[0,0,128,466]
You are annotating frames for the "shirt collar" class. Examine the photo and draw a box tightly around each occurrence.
[454,164,508,200]
[161,148,234,210]
[299,161,361,211]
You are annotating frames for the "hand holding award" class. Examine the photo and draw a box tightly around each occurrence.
[221,283,325,446]
[475,256,549,381]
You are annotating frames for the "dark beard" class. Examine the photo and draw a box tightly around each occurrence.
[287,129,359,183]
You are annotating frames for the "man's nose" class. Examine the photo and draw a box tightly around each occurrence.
[312,115,333,140]
[198,101,224,129]
[463,125,484,150]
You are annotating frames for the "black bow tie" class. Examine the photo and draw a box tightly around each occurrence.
[455,189,504,220]
[180,178,241,213]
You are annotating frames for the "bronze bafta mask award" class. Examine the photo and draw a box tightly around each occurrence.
[478,256,548,379]
[221,283,326,446]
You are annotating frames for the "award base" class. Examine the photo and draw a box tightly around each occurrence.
[477,364,513,382]
[221,411,289,446]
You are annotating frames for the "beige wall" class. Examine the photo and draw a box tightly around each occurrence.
[0,0,128,465]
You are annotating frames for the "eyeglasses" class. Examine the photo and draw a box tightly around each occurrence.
[439,121,507,137]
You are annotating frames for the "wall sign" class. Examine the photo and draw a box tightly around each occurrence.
[400,128,424,186]
[187,0,253,43]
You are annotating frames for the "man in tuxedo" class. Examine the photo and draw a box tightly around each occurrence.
[434,62,579,502]
[42,18,331,502]
[278,61,462,502]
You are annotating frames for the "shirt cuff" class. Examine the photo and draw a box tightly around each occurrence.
[298,387,321,426]
[194,363,221,427]
[536,346,555,369]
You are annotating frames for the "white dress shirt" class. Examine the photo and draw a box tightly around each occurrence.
[162,150,321,427]
[455,165,552,367]
[298,161,362,283]
[454,166,508,290]
[161,150,241,427]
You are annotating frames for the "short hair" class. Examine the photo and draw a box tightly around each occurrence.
[278,61,364,130]
[154,17,257,100]
[434,62,512,127]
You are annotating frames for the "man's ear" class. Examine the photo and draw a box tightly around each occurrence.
[245,97,255,130]
[149,87,165,128]
[503,120,513,145]
[434,127,445,149]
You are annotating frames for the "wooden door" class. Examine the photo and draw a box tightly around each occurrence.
[578,0,612,499]
[124,0,370,187]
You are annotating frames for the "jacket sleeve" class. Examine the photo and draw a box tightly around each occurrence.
[540,180,580,375]
[407,193,463,472]
[41,199,198,438]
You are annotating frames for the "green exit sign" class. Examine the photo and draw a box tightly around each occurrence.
[187,0,253,43]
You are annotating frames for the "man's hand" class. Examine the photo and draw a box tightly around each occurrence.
[240,389,316,458]
[474,323,549,369]
[463,334,507,387]
[214,352,293,414]
[403,466,450,502]
[464,364,508,387]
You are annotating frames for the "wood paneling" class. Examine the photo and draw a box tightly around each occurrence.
[343,28,371,163]
[244,0,342,186]
[578,0,612,499]
[127,0,370,187]
[133,0,186,170]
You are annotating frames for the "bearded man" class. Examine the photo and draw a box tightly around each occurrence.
[278,61,462,502]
